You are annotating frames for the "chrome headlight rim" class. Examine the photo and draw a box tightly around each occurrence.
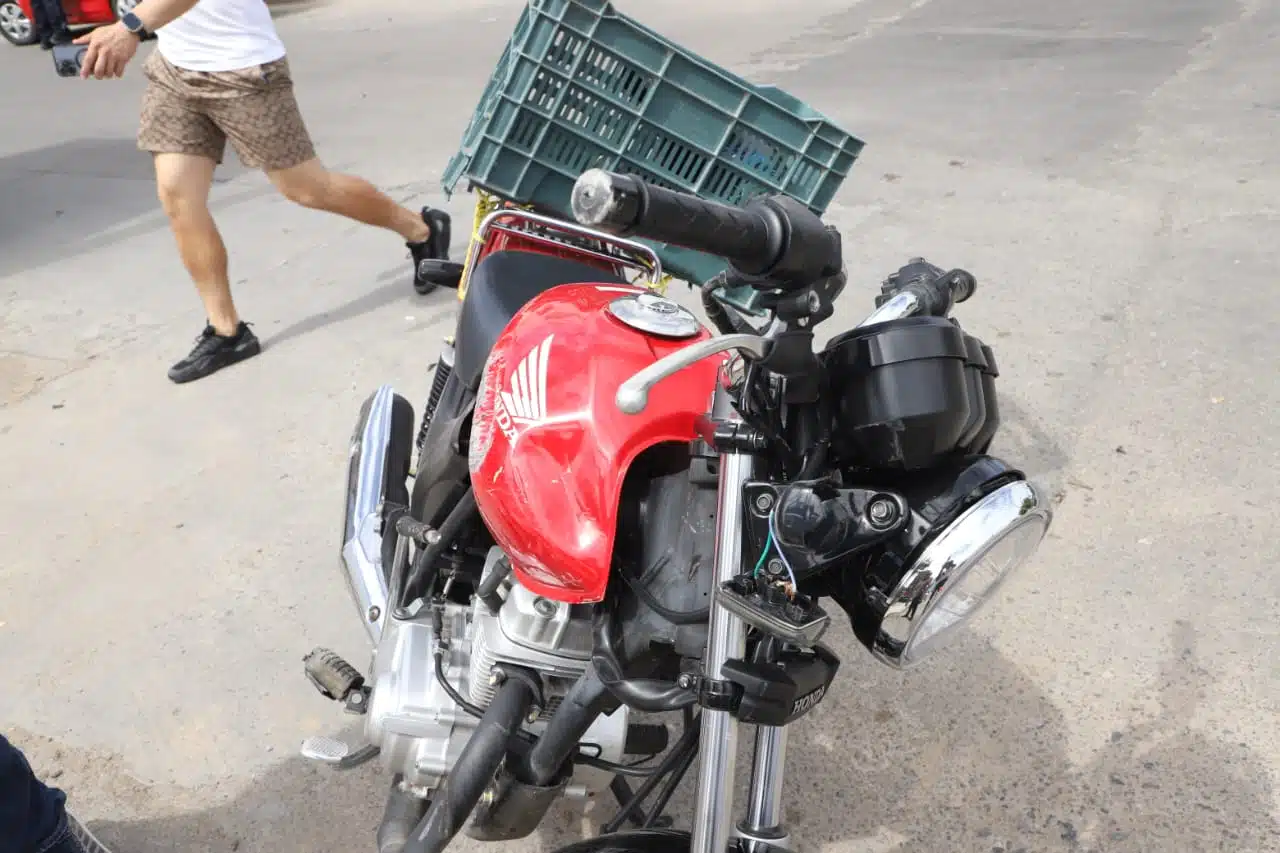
[870,477,1051,669]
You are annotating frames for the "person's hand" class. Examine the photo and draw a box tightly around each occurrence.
[74,23,140,80]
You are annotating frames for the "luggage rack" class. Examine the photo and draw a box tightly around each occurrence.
[456,189,668,300]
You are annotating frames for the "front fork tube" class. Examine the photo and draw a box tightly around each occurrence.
[690,387,790,853]
[740,725,790,850]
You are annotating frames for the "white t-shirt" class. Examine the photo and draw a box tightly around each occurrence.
[156,0,287,73]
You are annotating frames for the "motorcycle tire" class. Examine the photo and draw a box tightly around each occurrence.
[548,831,795,853]
[549,830,691,853]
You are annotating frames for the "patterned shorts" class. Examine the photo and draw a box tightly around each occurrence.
[137,51,317,171]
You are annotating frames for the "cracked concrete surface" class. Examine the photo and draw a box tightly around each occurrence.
[1,0,1276,851]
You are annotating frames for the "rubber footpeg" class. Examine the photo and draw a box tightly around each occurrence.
[303,647,364,701]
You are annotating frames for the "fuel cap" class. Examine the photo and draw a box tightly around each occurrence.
[608,292,701,338]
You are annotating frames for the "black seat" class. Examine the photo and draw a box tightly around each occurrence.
[454,250,627,388]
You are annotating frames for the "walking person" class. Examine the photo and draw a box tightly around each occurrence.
[75,0,453,384]
[29,0,72,49]
[1,733,114,853]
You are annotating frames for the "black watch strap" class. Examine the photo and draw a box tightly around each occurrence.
[121,12,149,39]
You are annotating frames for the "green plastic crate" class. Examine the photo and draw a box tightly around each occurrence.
[442,0,865,285]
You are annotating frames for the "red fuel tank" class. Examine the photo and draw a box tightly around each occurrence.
[469,283,721,603]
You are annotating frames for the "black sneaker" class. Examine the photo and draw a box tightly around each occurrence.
[65,814,114,853]
[167,322,261,384]
[408,207,456,295]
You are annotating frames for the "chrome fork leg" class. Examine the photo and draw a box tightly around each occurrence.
[691,386,755,853]
[739,725,790,850]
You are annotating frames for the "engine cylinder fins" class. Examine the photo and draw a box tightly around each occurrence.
[468,552,595,708]
[469,649,583,711]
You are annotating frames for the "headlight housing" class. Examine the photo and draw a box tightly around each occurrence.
[839,456,1052,669]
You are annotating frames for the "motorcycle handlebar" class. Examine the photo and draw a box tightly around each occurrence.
[571,169,840,289]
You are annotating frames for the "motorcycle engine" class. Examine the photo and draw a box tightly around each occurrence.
[363,548,628,793]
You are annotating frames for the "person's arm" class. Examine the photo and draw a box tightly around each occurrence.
[75,0,202,80]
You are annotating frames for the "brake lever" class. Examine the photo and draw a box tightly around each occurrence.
[616,333,770,415]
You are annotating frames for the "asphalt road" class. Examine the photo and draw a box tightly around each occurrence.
[1,0,1277,851]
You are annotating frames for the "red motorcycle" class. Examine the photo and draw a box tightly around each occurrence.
[0,0,133,46]
[309,169,1053,853]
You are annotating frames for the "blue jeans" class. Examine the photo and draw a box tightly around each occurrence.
[0,734,75,853]
[27,0,69,36]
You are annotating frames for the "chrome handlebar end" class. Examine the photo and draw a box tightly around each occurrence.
[855,290,922,329]
[616,334,771,415]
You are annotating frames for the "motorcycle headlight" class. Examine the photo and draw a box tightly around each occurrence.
[844,457,1052,669]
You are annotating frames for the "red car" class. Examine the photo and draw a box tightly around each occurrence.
[0,0,137,46]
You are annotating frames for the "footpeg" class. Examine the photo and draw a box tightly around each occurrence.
[303,647,367,708]
[300,735,380,770]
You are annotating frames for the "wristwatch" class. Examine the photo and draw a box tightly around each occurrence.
[121,12,150,39]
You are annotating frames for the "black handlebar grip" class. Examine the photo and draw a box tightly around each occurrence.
[571,169,784,277]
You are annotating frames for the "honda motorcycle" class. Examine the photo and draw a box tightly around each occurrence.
[307,169,1053,853]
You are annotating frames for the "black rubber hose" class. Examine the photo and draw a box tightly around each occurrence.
[699,273,754,336]
[402,674,536,853]
[377,775,429,853]
[475,557,512,615]
[591,610,697,713]
[400,488,477,606]
[520,666,619,786]
[433,645,664,779]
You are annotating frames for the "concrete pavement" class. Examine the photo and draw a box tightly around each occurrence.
[1,0,1276,851]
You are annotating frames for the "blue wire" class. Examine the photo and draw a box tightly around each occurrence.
[767,510,800,590]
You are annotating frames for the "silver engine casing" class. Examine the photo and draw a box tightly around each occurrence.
[365,548,627,793]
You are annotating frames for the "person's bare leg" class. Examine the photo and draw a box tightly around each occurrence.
[268,157,430,243]
[154,152,239,336]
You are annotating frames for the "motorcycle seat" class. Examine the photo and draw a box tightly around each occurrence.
[454,250,627,389]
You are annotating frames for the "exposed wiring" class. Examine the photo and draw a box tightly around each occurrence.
[753,528,774,577]
[624,752,664,768]
[767,510,800,592]
[434,648,494,722]
[603,713,703,832]
[736,362,790,457]
[618,553,710,624]
[750,512,799,594]
[578,752,667,777]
